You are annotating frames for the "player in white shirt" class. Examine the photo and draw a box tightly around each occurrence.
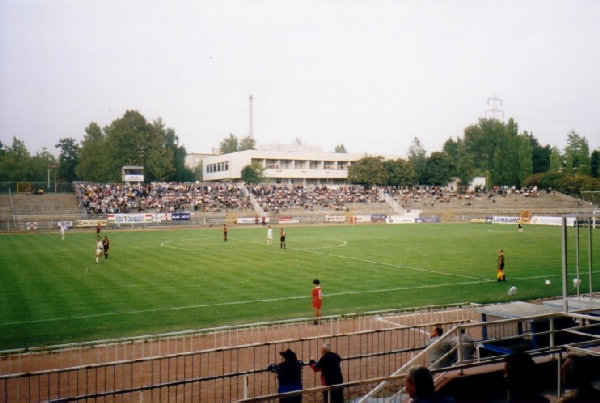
[95,239,104,263]
[60,222,65,240]
[267,225,273,245]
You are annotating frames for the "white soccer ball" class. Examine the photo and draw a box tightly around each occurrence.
[573,278,582,287]
[508,286,518,296]
[545,280,551,286]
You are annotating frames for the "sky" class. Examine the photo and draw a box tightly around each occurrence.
[1,0,599,158]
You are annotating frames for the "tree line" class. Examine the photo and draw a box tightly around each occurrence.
[0,110,197,184]
[348,118,599,194]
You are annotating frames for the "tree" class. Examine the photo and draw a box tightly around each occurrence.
[518,135,533,186]
[564,132,591,175]
[30,148,57,182]
[55,138,80,182]
[591,150,599,178]
[220,133,239,154]
[524,132,551,174]
[442,138,458,178]
[241,162,264,183]
[383,158,415,186]
[549,146,562,172]
[239,136,256,151]
[423,152,453,185]
[334,144,347,153]
[408,137,427,184]
[0,137,32,181]
[456,139,475,187]
[347,156,388,186]
[76,122,109,182]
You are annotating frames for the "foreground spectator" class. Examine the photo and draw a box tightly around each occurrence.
[310,342,343,403]
[405,365,453,403]
[559,353,600,403]
[504,352,549,403]
[268,348,303,403]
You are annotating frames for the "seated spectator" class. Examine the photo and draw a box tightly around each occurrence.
[504,352,549,403]
[405,365,453,403]
[268,348,303,403]
[559,353,600,403]
[426,326,453,369]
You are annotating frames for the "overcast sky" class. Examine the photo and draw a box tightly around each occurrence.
[1,0,599,158]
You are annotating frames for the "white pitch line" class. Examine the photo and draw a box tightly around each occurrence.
[376,317,430,335]
[1,271,589,327]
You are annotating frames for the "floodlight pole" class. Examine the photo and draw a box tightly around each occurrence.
[561,217,568,312]
[576,218,580,300]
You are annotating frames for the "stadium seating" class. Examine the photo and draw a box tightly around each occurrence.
[76,183,254,214]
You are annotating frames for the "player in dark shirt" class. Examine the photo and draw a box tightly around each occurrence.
[280,228,286,249]
[223,224,228,242]
[102,236,110,260]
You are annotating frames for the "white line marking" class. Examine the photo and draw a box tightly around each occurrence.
[2,272,590,327]
[377,317,431,335]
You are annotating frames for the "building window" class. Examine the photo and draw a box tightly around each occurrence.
[337,161,345,170]
[266,159,277,169]
[309,161,319,169]
[280,160,290,169]
[324,161,334,170]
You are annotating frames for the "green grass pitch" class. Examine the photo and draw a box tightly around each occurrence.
[0,223,598,349]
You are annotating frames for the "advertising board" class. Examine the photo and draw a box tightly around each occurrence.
[386,215,415,224]
[492,216,520,224]
[26,222,37,230]
[371,214,387,223]
[172,212,191,221]
[76,219,107,227]
[107,214,153,224]
[352,215,372,223]
[325,215,345,223]
[415,216,440,223]
[529,216,576,226]
[278,217,300,224]
[57,221,73,228]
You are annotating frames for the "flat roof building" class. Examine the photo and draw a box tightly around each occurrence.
[202,143,378,184]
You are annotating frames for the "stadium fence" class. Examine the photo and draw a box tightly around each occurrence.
[0,303,479,402]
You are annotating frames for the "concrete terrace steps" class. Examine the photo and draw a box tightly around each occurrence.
[10,193,82,215]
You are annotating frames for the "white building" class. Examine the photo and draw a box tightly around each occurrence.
[202,143,378,184]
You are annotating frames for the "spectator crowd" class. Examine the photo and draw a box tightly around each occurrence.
[249,184,382,213]
[77,183,252,214]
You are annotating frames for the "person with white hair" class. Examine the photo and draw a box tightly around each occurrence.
[309,342,343,403]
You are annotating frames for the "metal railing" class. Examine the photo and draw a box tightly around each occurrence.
[0,304,478,402]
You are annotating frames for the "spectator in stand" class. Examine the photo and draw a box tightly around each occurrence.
[559,353,600,403]
[405,365,453,403]
[310,342,344,403]
[504,352,549,403]
[267,348,303,403]
[426,326,453,369]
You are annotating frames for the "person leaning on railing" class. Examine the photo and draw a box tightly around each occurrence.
[267,348,303,403]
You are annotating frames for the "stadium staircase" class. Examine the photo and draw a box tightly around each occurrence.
[241,183,266,216]
[0,193,86,230]
[379,188,406,215]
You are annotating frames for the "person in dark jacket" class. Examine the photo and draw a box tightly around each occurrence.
[268,348,303,403]
[504,352,549,403]
[309,342,343,403]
